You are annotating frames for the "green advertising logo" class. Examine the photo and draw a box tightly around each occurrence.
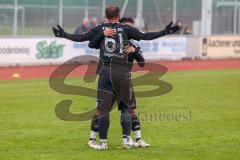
[36,41,65,59]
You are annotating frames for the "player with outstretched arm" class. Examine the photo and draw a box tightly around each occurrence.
[87,17,150,148]
[52,5,179,150]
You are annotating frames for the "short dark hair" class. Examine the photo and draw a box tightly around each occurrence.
[105,6,120,19]
[119,17,134,24]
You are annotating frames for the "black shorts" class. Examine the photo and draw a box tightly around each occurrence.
[96,66,132,116]
[118,84,136,110]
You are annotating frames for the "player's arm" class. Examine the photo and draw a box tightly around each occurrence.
[125,42,145,68]
[131,43,145,68]
[126,22,180,41]
[52,25,101,42]
[88,32,105,49]
[88,28,117,49]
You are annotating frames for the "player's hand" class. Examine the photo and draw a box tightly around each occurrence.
[164,21,180,35]
[52,25,66,38]
[124,45,135,55]
[103,28,116,37]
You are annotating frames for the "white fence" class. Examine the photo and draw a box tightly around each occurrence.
[0,36,240,67]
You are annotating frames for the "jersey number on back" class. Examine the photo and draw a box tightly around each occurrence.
[104,33,123,55]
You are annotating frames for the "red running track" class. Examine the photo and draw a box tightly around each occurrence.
[0,59,240,80]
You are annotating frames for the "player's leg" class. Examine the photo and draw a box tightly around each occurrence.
[112,71,133,148]
[93,91,116,150]
[130,90,141,140]
[117,100,134,149]
[88,61,105,147]
[88,113,99,147]
[89,71,116,150]
[120,103,133,148]
[131,90,150,147]
[97,110,110,150]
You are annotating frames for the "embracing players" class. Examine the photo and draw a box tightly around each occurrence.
[52,5,179,150]
[87,17,150,148]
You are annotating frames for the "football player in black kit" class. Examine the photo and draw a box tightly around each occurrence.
[87,17,150,149]
[52,5,179,150]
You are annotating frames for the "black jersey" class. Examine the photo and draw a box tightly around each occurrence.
[88,22,146,72]
[99,22,131,70]
[64,22,167,42]
[64,21,165,70]
[94,39,145,75]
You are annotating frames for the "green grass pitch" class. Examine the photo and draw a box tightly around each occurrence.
[0,69,240,160]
